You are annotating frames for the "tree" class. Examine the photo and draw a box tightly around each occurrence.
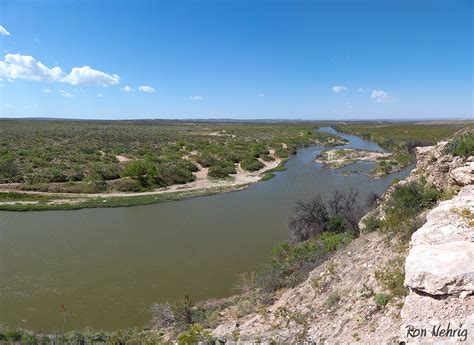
[288,190,363,243]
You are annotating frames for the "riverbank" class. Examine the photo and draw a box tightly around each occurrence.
[0,154,284,211]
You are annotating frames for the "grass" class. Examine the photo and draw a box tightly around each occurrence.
[0,184,249,211]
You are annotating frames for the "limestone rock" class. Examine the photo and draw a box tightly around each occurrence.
[450,162,474,186]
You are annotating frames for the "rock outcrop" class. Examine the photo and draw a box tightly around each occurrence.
[399,134,474,344]
[401,185,474,343]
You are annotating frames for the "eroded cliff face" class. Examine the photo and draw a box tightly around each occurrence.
[208,138,473,344]
[400,186,473,344]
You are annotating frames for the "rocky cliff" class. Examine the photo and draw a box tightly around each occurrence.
[209,134,473,343]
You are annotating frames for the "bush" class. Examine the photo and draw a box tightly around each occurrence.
[255,232,351,293]
[382,181,440,239]
[324,292,341,311]
[375,257,407,298]
[288,190,363,243]
[122,160,157,186]
[177,324,212,345]
[446,132,474,158]
[208,162,236,178]
[240,156,264,171]
[362,215,381,233]
[0,159,21,182]
[373,292,391,309]
[111,178,141,192]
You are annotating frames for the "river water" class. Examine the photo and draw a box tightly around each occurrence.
[0,128,414,331]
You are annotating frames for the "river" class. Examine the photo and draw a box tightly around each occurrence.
[0,128,414,331]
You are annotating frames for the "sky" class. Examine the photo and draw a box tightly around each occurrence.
[0,0,472,120]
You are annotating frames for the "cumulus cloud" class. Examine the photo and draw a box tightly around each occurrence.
[0,26,10,36]
[138,85,155,93]
[43,88,53,93]
[371,89,391,102]
[332,85,348,93]
[62,66,119,86]
[189,95,204,100]
[121,85,134,92]
[0,54,120,86]
[97,93,104,97]
[0,54,63,82]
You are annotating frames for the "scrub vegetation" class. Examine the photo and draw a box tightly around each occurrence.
[334,122,466,176]
[0,119,346,210]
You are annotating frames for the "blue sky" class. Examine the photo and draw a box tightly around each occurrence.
[0,0,472,119]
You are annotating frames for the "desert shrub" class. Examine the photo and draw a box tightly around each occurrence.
[111,178,141,192]
[446,132,474,158]
[177,324,212,345]
[375,257,407,298]
[195,153,217,167]
[122,159,157,186]
[324,292,341,311]
[382,181,439,239]
[255,232,351,293]
[240,156,264,171]
[156,162,195,186]
[150,303,175,329]
[288,190,363,243]
[208,162,236,178]
[362,215,381,233]
[373,292,391,309]
[0,159,21,182]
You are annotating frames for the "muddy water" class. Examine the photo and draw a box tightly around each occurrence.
[0,128,414,331]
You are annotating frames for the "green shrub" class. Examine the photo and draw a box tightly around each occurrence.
[255,232,351,293]
[208,162,236,178]
[122,159,157,186]
[177,324,212,345]
[382,181,440,239]
[111,178,142,192]
[373,292,391,309]
[324,292,341,311]
[446,132,474,158]
[375,257,407,298]
[362,215,381,233]
[241,156,264,171]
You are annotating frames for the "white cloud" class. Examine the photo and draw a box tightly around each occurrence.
[0,54,63,82]
[358,88,364,92]
[0,54,120,86]
[43,88,53,93]
[121,85,134,92]
[59,90,74,98]
[62,66,119,86]
[371,89,391,102]
[0,26,10,36]
[332,85,348,93]
[97,93,104,97]
[138,85,155,93]
[189,95,204,100]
